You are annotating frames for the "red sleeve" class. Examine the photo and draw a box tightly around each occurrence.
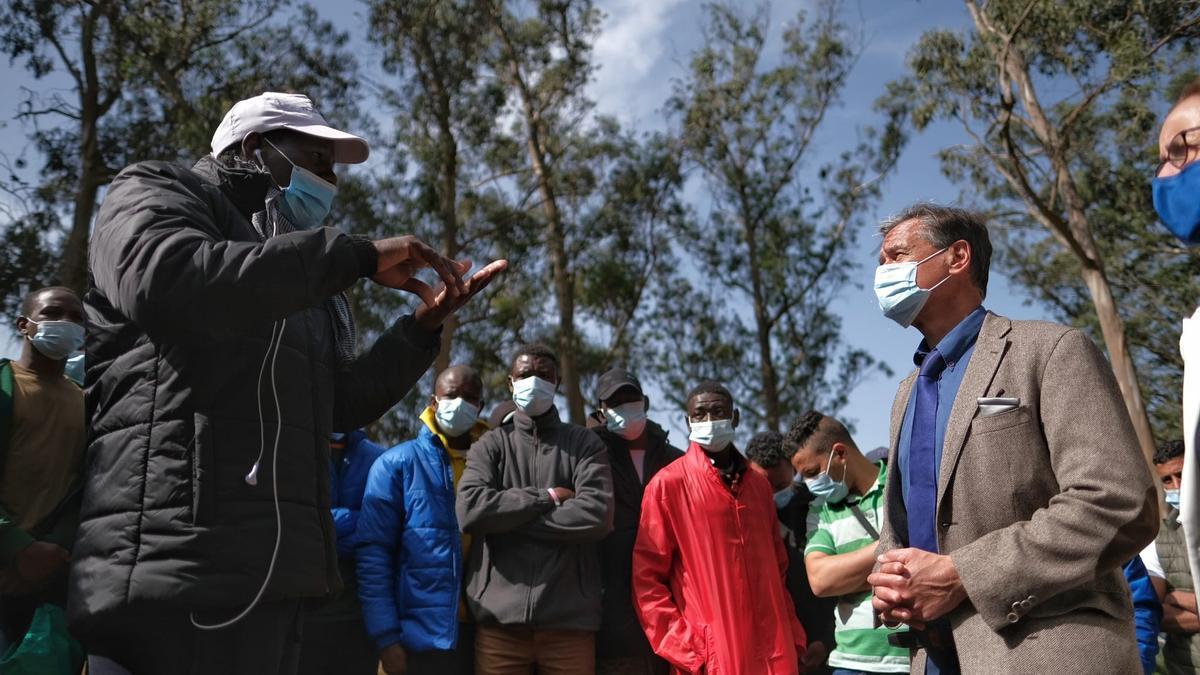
[632,477,706,673]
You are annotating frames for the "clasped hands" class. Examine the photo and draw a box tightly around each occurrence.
[371,236,508,332]
[867,548,967,629]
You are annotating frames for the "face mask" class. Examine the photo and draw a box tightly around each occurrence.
[260,137,337,229]
[25,319,85,361]
[774,487,795,510]
[1166,489,1181,509]
[435,397,481,438]
[511,376,556,417]
[874,247,950,328]
[64,352,84,386]
[804,451,849,504]
[1152,161,1200,245]
[604,401,647,440]
[689,419,735,453]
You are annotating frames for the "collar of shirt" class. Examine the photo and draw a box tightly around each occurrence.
[914,305,988,370]
[710,450,748,487]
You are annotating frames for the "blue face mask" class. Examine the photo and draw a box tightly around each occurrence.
[874,247,950,328]
[804,452,849,504]
[435,397,481,438]
[260,137,337,229]
[25,319,85,362]
[64,352,84,385]
[1152,160,1200,245]
[1166,489,1181,509]
[774,487,796,510]
[511,376,557,417]
[604,401,648,441]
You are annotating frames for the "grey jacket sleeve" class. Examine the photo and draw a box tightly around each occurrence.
[456,431,556,534]
[517,432,615,543]
[332,315,439,432]
[89,162,370,344]
[950,329,1159,631]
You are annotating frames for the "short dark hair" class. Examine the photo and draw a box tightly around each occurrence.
[1173,76,1200,108]
[686,380,734,408]
[20,286,78,317]
[1154,439,1185,465]
[745,431,791,468]
[511,342,558,369]
[880,202,992,298]
[784,410,853,456]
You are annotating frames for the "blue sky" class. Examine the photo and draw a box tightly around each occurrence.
[0,0,1050,450]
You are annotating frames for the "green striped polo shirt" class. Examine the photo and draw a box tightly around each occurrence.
[805,462,909,673]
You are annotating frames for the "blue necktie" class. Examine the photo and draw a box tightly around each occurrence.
[907,348,946,552]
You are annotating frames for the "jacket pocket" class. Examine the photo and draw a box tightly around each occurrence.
[192,412,215,525]
[969,404,1033,435]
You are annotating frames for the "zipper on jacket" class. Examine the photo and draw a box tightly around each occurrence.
[525,425,539,625]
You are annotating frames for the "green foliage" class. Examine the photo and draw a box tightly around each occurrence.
[879,0,1200,440]
[656,0,895,430]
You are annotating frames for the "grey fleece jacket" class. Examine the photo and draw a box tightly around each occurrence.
[457,406,614,630]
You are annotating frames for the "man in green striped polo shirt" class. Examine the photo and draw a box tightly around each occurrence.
[786,411,908,675]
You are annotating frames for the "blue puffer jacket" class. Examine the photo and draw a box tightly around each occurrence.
[331,430,388,559]
[356,423,461,651]
[1123,555,1162,675]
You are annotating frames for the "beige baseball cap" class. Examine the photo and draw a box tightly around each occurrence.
[210,92,369,164]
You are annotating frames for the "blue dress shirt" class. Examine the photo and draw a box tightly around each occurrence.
[898,306,987,529]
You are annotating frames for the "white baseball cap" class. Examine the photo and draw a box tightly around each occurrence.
[210,92,369,164]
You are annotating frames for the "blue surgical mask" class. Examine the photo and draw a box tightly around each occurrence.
[774,487,796,509]
[1152,161,1200,245]
[1166,489,1181,509]
[604,401,647,441]
[25,319,85,361]
[874,247,950,328]
[804,452,849,504]
[689,419,735,453]
[260,137,337,229]
[511,376,556,417]
[435,397,480,438]
[64,352,84,386]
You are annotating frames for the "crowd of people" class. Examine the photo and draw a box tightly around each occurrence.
[0,82,1196,675]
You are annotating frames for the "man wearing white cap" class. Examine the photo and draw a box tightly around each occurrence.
[70,92,505,675]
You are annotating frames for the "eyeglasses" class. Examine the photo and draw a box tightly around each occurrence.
[1157,126,1200,177]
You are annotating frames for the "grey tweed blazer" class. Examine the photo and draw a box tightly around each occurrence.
[877,312,1157,674]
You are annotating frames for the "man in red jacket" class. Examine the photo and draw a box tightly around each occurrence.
[632,381,808,674]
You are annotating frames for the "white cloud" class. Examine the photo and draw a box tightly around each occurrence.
[589,0,691,126]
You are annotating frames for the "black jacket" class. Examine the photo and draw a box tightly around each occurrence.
[69,156,439,634]
[457,407,614,631]
[589,419,682,661]
[778,484,837,654]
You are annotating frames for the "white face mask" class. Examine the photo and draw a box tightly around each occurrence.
[25,319,86,361]
[511,375,556,416]
[604,401,648,441]
[434,397,480,438]
[689,419,735,453]
[873,247,950,328]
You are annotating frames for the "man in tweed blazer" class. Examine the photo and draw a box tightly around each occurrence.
[866,203,1158,674]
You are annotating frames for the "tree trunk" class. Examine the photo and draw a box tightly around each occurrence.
[58,95,101,294]
[744,220,780,430]
[434,95,459,375]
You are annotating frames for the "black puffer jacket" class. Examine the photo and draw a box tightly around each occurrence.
[69,156,439,634]
[590,420,681,662]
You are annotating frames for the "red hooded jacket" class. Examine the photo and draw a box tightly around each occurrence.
[633,443,807,674]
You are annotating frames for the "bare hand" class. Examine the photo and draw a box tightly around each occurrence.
[550,487,576,503]
[868,548,966,626]
[800,640,827,673]
[371,235,468,299]
[380,643,408,675]
[413,259,508,332]
[16,541,69,587]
